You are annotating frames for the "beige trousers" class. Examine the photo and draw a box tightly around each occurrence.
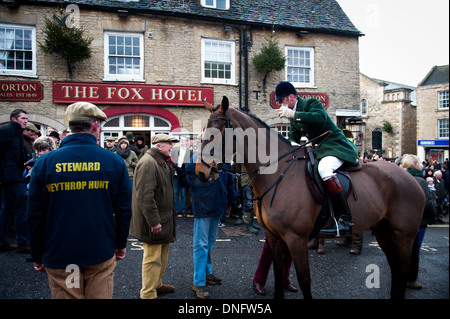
[45,256,116,299]
[140,242,170,299]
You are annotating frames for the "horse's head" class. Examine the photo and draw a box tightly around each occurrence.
[195,96,230,182]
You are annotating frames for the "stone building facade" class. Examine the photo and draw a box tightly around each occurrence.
[416,65,449,162]
[1,0,362,147]
[359,73,417,159]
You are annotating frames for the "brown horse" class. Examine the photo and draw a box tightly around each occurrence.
[197,96,425,299]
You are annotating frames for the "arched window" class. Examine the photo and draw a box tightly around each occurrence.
[101,113,171,143]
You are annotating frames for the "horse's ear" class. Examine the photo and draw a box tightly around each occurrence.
[202,99,214,112]
[219,96,229,113]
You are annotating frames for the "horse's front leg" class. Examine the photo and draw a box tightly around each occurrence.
[266,234,286,299]
[286,235,312,299]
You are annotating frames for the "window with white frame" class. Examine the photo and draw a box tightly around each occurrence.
[285,46,314,88]
[438,90,449,109]
[438,119,449,139]
[272,124,290,138]
[200,0,230,10]
[0,24,36,76]
[101,114,171,144]
[201,38,235,85]
[104,32,143,81]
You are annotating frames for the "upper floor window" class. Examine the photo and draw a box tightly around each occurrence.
[201,38,235,85]
[285,46,315,88]
[361,99,368,116]
[201,0,230,10]
[438,90,449,109]
[104,32,143,81]
[0,23,36,77]
[438,119,449,139]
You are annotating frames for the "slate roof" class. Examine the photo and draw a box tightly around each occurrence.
[418,65,449,87]
[23,0,362,37]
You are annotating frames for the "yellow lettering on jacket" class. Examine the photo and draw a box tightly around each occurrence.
[45,180,109,192]
[55,162,100,172]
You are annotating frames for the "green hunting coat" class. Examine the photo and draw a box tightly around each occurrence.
[288,97,358,163]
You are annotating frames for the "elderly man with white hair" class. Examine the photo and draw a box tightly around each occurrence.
[433,170,447,223]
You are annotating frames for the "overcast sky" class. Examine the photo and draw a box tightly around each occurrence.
[336,0,449,87]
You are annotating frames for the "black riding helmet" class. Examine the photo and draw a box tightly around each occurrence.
[274,81,297,102]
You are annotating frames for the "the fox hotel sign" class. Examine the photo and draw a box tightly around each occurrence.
[52,81,214,107]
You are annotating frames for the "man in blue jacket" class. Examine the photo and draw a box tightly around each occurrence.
[27,102,132,299]
[185,152,238,299]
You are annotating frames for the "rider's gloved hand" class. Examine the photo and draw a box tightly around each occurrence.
[277,105,295,119]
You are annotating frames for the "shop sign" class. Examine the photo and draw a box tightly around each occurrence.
[53,81,214,107]
[0,81,43,101]
[418,140,449,147]
[270,91,329,109]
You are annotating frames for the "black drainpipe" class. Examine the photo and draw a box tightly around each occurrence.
[235,25,243,111]
[235,26,251,113]
[243,30,249,112]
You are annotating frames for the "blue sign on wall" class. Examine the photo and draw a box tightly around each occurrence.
[418,140,449,147]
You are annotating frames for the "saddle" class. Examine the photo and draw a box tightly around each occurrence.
[305,147,362,239]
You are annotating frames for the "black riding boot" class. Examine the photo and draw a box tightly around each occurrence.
[319,175,353,237]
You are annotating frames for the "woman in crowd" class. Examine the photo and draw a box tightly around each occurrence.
[116,136,138,188]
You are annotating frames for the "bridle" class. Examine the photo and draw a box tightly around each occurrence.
[199,105,333,235]
[200,110,332,207]
[199,104,233,171]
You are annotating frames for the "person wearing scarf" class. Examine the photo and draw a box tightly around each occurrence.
[116,136,138,187]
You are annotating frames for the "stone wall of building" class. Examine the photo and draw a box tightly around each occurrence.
[360,74,384,154]
[416,83,449,140]
[1,4,360,135]
[401,99,417,155]
[359,74,416,158]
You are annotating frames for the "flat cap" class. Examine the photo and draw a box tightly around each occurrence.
[26,122,39,133]
[66,102,107,122]
[151,134,178,145]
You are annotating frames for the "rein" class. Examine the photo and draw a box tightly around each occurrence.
[200,107,332,235]
[249,130,331,235]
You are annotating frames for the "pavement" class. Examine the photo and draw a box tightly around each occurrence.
[0,214,448,314]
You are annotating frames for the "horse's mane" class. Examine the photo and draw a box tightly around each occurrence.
[233,108,292,147]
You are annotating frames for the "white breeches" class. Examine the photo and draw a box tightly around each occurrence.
[318,156,344,181]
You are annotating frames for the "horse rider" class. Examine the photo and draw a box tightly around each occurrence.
[275,81,358,236]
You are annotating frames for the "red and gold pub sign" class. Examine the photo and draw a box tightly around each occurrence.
[53,81,214,107]
[0,81,43,102]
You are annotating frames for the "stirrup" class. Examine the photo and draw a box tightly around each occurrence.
[320,217,352,237]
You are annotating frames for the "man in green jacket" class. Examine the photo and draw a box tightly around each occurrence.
[130,133,178,299]
[275,81,358,236]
